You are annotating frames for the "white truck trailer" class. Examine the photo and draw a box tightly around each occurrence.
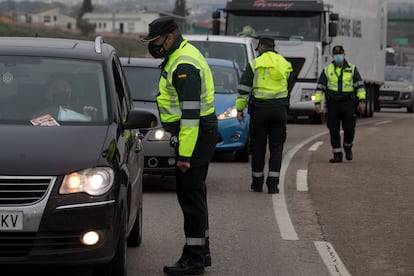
[213,0,387,122]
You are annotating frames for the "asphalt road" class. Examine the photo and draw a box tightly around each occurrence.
[2,108,413,276]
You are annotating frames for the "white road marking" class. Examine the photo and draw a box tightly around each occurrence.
[375,120,392,125]
[314,241,352,276]
[273,130,328,240]
[308,141,323,151]
[296,169,308,191]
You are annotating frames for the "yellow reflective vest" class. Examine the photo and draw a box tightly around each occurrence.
[314,62,366,103]
[236,50,292,111]
[157,39,215,159]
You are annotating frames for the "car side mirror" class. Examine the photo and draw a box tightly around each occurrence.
[123,109,157,129]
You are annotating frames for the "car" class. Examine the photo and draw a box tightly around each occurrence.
[121,57,250,163]
[121,57,177,176]
[184,34,258,72]
[379,66,414,112]
[0,36,154,275]
[207,58,250,162]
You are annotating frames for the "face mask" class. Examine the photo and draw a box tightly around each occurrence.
[148,36,168,58]
[333,54,344,63]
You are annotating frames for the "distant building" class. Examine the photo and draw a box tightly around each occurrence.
[26,6,76,30]
[82,12,159,35]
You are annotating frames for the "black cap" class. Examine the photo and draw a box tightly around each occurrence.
[255,37,275,51]
[332,45,345,54]
[142,16,179,42]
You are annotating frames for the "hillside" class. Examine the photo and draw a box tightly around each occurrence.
[0,22,147,57]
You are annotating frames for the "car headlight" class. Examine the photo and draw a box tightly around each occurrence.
[148,128,171,141]
[300,88,317,102]
[217,106,237,120]
[59,167,114,196]
[400,92,411,100]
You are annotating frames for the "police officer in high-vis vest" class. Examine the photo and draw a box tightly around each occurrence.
[142,16,218,275]
[314,45,366,163]
[236,37,292,194]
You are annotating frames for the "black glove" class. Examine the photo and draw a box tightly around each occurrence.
[170,136,178,148]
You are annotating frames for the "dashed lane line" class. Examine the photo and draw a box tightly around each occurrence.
[296,169,308,192]
[308,141,324,152]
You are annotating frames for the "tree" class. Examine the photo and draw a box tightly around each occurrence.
[79,0,93,18]
[77,0,94,36]
[172,0,189,21]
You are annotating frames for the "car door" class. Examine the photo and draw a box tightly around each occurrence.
[112,56,142,224]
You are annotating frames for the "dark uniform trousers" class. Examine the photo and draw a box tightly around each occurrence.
[250,105,287,185]
[326,98,357,150]
[175,124,218,264]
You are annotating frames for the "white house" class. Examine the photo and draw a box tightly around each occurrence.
[82,12,159,35]
[27,6,76,30]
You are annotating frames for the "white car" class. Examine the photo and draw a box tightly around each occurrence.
[379,66,414,113]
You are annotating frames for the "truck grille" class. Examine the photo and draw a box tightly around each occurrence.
[0,176,53,205]
[286,57,306,81]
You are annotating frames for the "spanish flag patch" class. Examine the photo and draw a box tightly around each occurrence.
[178,74,187,79]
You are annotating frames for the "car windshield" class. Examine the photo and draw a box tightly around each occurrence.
[123,66,160,102]
[385,67,413,82]
[190,41,248,71]
[209,64,239,94]
[226,13,321,42]
[0,56,108,125]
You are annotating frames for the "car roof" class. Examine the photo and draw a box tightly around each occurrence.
[184,34,258,44]
[206,57,236,67]
[0,36,115,60]
[120,57,161,68]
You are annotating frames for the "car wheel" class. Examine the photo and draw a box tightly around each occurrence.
[407,104,413,113]
[127,198,142,247]
[94,210,127,276]
[235,138,250,162]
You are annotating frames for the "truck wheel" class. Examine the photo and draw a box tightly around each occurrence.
[94,211,127,276]
[407,105,413,113]
[312,112,326,124]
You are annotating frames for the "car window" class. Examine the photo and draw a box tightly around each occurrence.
[385,67,413,82]
[209,64,239,94]
[123,66,160,102]
[112,58,131,122]
[0,56,108,124]
[190,41,248,71]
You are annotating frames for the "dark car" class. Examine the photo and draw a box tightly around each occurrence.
[121,57,176,176]
[0,36,154,275]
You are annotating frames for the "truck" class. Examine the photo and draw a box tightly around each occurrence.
[212,0,388,122]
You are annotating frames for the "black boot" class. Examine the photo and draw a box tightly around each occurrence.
[163,258,204,275]
[344,146,353,160]
[250,175,264,192]
[329,152,343,163]
[266,177,279,194]
[164,246,205,275]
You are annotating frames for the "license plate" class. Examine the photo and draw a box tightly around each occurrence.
[379,96,394,101]
[0,211,23,230]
